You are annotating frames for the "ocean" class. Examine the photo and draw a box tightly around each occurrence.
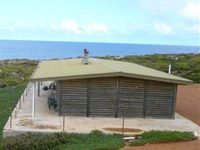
[0,40,199,60]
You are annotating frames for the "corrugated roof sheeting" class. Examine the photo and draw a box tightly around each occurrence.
[31,58,192,84]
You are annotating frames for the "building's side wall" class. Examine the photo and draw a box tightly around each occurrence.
[59,77,177,118]
[145,81,176,119]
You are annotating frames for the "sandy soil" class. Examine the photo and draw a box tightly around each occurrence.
[122,84,200,150]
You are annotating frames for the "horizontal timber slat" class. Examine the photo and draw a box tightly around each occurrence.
[89,77,117,117]
[60,79,87,116]
[58,77,176,119]
[146,81,175,118]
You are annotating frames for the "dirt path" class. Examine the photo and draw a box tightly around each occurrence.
[122,140,200,150]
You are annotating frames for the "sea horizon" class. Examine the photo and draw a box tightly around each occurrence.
[0,39,199,60]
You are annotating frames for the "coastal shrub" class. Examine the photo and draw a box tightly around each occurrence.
[2,132,124,150]
[100,53,200,83]
[130,130,197,146]
[2,133,64,150]
[57,132,124,150]
[90,129,103,135]
[3,78,20,85]
[0,60,37,87]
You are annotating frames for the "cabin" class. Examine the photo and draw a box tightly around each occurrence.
[30,53,192,119]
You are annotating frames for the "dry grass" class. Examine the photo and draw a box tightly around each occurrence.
[103,127,143,134]
[18,118,58,129]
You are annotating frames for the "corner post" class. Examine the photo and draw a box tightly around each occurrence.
[115,77,120,118]
[143,80,148,118]
[56,81,61,116]
[87,79,91,117]
[37,81,40,97]
[32,82,35,117]
[171,84,177,119]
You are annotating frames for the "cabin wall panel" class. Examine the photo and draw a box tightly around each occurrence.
[89,77,117,117]
[146,81,175,118]
[58,76,176,119]
[59,79,87,116]
[118,77,145,118]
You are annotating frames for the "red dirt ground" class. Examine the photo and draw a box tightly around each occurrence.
[176,84,200,126]
[122,84,200,150]
[121,140,200,150]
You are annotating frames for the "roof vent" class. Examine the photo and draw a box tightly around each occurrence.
[168,64,171,74]
[82,48,90,65]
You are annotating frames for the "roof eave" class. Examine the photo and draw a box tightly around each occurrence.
[120,72,192,85]
[30,72,120,82]
[30,72,192,85]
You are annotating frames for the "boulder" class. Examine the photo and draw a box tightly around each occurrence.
[0,82,6,88]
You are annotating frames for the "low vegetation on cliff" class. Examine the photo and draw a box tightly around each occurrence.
[100,53,200,83]
[0,60,37,87]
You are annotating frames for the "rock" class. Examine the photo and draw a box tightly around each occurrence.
[10,72,24,80]
[0,69,3,77]
[0,82,6,88]
[123,137,136,140]
[194,132,199,138]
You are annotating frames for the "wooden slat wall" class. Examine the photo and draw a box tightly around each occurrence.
[58,77,176,119]
[145,81,175,118]
[89,77,117,117]
[118,77,145,118]
[59,79,87,116]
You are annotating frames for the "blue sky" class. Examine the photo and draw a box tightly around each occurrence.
[0,0,199,46]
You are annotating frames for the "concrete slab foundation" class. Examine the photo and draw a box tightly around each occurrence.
[3,82,200,137]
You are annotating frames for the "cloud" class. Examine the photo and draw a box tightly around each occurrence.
[84,23,108,34]
[187,24,200,34]
[138,0,185,17]
[126,24,139,31]
[60,20,82,34]
[58,20,108,35]
[0,22,45,32]
[154,22,173,35]
[181,2,200,20]
[0,25,16,32]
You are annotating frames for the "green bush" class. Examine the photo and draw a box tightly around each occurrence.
[57,132,124,150]
[0,60,37,87]
[2,133,65,150]
[90,129,103,135]
[130,130,197,146]
[2,132,124,150]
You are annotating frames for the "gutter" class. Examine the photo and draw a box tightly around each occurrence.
[30,72,192,85]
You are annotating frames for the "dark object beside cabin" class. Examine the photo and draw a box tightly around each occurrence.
[48,93,58,110]
[49,82,56,90]
[43,86,48,91]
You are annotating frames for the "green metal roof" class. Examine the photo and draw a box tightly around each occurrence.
[30,58,192,84]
